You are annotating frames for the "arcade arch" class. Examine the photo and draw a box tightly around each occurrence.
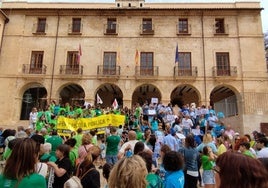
[170,85,200,107]
[20,83,47,120]
[210,85,238,117]
[132,84,161,106]
[59,84,85,107]
[95,83,123,107]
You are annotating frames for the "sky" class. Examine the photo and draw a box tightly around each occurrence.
[3,0,268,32]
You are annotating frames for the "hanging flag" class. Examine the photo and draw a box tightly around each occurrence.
[175,43,179,64]
[135,49,139,66]
[112,98,118,109]
[96,93,103,104]
[77,44,82,64]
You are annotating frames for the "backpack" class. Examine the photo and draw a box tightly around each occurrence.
[64,167,94,188]
[64,176,83,188]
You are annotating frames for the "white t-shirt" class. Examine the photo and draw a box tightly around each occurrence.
[257,147,268,158]
[36,162,48,178]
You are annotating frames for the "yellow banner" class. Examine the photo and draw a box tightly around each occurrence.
[56,114,125,136]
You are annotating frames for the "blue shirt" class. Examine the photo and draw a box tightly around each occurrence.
[164,170,184,188]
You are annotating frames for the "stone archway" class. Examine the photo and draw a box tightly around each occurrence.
[132,84,161,106]
[170,85,200,108]
[20,84,47,120]
[95,83,123,108]
[210,85,238,117]
[59,84,85,107]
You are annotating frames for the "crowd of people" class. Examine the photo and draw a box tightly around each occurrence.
[0,100,268,188]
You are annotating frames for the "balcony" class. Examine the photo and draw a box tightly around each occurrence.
[176,24,191,35]
[213,24,229,35]
[135,66,159,80]
[140,24,155,35]
[60,65,83,78]
[97,65,120,80]
[104,24,118,35]
[68,24,83,35]
[23,64,47,74]
[212,66,237,78]
[32,23,47,35]
[173,66,197,80]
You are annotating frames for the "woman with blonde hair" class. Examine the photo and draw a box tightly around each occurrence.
[108,155,148,188]
[0,138,46,187]
[76,133,93,165]
[196,133,217,154]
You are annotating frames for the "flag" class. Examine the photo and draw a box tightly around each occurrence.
[112,98,118,109]
[135,49,139,66]
[77,44,82,64]
[175,43,179,64]
[96,93,103,104]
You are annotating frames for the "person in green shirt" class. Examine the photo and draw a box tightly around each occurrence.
[46,130,63,158]
[65,138,78,170]
[239,142,256,158]
[0,138,46,188]
[106,127,121,165]
[72,128,83,149]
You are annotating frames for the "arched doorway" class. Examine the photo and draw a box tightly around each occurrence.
[210,85,238,117]
[20,84,47,120]
[59,84,85,107]
[170,85,199,108]
[95,84,123,107]
[132,84,161,106]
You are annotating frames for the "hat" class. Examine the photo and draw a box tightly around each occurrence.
[176,133,186,139]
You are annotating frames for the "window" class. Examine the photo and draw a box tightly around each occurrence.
[72,18,81,33]
[216,52,230,76]
[178,19,189,34]
[142,18,153,33]
[36,18,46,33]
[178,52,192,76]
[140,52,153,75]
[215,18,225,34]
[66,51,79,74]
[103,52,117,75]
[30,51,44,73]
[106,18,117,34]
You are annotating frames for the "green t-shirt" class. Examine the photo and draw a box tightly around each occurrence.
[72,134,83,149]
[0,173,46,188]
[146,173,163,188]
[46,136,63,157]
[201,155,214,170]
[69,148,78,167]
[106,135,120,155]
[243,150,255,158]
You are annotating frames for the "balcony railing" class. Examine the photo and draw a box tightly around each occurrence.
[213,24,229,35]
[22,64,47,74]
[104,24,118,35]
[32,23,47,34]
[212,66,237,77]
[174,66,197,77]
[135,66,159,78]
[140,24,155,35]
[68,24,83,35]
[97,65,120,78]
[60,65,83,75]
[176,24,191,35]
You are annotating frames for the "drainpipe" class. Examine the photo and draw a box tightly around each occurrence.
[49,10,60,102]
[201,11,208,106]
[0,12,9,54]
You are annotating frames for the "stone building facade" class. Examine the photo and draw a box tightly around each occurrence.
[0,0,267,134]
